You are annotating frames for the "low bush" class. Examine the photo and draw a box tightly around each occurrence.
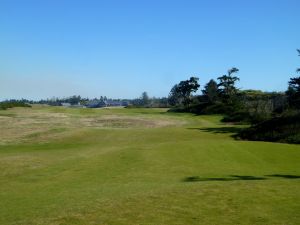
[221,111,251,123]
[221,111,271,124]
[200,103,236,115]
[237,111,300,144]
[167,107,187,113]
[0,101,31,110]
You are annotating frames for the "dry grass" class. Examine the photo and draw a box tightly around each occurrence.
[0,106,184,144]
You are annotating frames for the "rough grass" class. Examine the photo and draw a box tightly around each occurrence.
[0,105,185,144]
[0,106,299,225]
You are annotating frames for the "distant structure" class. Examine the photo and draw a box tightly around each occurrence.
[61,102,71,107]
[61,102,85,108]
[86,100,129,108]
[69,103,86,108]
[60,99,129,108]
[86,100,107,108]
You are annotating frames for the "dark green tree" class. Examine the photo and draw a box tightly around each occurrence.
[217,67,240,104]
[297,49,300,73]
[168,77,200,108]
[141,91,150,106]
[287,50,300,109]
[168,84,181,106]
[69,95,81,105]
[202,79,218,103]
[289,77,300,92]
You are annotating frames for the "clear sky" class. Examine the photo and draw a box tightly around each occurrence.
[0,0,299,100]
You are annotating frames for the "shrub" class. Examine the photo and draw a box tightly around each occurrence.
[200,103,236,115]
[221,111,251,123]
[0,101,31,110]
[238,111,300,144]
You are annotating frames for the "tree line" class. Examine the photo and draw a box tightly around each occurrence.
[166,49,300,143]
[0,99,31,110]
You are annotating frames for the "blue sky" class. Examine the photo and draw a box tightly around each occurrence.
[0,0,299,100]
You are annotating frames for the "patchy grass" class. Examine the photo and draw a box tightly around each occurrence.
[0,106,185,144]
[0,106,299,225]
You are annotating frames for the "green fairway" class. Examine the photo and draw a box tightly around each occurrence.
[0,106,299,225]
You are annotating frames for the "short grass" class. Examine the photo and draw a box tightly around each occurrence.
[0,106,299,225]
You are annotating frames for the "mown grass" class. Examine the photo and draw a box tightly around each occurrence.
[0,106,299,225]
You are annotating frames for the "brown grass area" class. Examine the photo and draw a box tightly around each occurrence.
[0,108,184,144]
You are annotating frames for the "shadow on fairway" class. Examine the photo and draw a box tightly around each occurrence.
[183,174,300,182]
[183,175,266,182]
[188,127,243,134]
[266,174,300,179]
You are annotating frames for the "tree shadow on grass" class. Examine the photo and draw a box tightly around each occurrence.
[183,175,266,182]
[188,127,243,134]
[183,174,300,182]
[266,174,300,179]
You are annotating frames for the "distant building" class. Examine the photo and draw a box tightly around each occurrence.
[70,104,86,108]
[61,102,85,108]
[61,103,71,107]
[106,100,122,107]
[86,99,129,108]
[86,100,106,108]
[121,101,129,107]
